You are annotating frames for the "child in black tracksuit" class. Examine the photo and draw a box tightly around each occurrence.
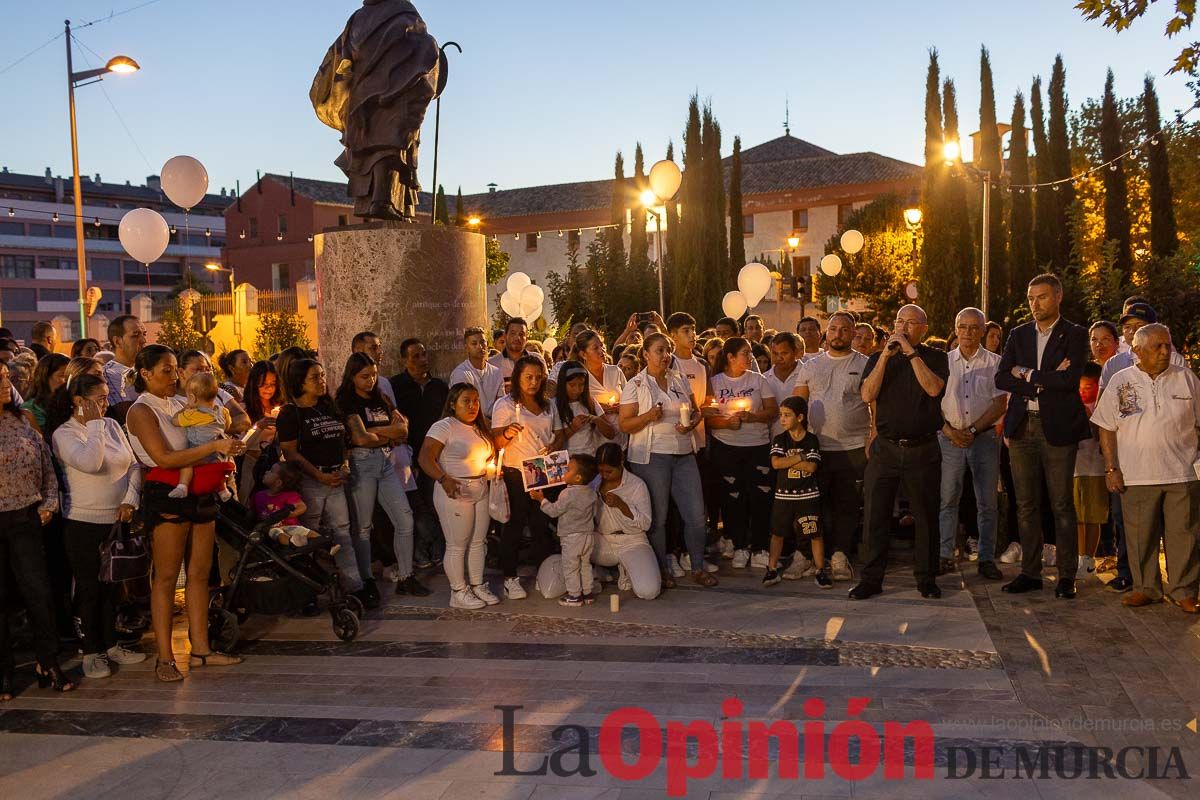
[763,396,830,588]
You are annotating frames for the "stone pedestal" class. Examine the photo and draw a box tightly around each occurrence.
[314,222,487,380]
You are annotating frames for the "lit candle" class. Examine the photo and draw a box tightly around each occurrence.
[734,398,750,413]
[610,594,620,613]
[514,402,522,424]
[608,392,619,406]
[678,402,690,427]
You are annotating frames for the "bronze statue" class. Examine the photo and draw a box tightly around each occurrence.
[310,0,446,221]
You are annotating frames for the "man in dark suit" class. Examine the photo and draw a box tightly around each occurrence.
[995,273,1091,598]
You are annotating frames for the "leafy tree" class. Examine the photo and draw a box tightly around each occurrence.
[1076,0,1200,75]
[485,236,509,285]
[252,311,311,362]
[1100,69,1134,282]
[1142,76,1179,256]
[728,135,746,278]
[1030,77,1057,268]
[170,271,214,298]
[926,78,977,334]
[701,104,728,316]
[546,241,589,325]
[156,296,206,352]
[1009,92,1037,300]
[979,46,1009,314]
[434,185,449,225]
[629,143,650,274]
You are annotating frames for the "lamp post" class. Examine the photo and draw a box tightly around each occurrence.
[942,140,992,319]
[205,263,240,347]
[65,19,139,339]
[903,206,922,261]
[642,160,683,318]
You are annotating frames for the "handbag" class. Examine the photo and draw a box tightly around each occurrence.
[488,448,510,523]
[99,520,150,583]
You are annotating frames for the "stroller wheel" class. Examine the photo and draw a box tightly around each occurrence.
[208,608,240,652]
[332,608,360,642]
[344,594,365,619]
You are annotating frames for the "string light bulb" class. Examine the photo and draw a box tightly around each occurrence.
[276,232,283,241]
[170,225,177,234]
[1030,186,1037,193]
[306,234,313,242]
[93,217,101,227]
[6,208,13,217]
[557,230,563,237]
[1152,138,1160,146]
[1109,163,1118,171]
[239,229,246,239]
[52,212,59,222]
[204,228,212,238]
[1053,184,1061,192]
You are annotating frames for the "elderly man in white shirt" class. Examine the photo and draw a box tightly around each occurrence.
[937,308,1008,579]
[1093,323,1200,613]
[1098,303,1186,389]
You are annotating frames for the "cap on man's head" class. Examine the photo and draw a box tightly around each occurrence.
[1118,302,1157,326]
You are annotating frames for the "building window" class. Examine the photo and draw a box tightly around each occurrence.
[837,203,853,227]
[39,288,76,302]
[1,288,36,311]
[525,233,538,252]
[91,258,122,281]
[249,217,258,238]
[792,255,811,277]
[278,214,288,235]
[271,263,290,291]
[28,223,51,238]
[39,257,76,272]
[0,221,23,235]
[0,255,34,278]
[742,214,755,236]
[792,209,809,232]
[337,214,348,227]
[567,229,580,250]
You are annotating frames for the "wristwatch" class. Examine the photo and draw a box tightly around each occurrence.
[968,425,978,436]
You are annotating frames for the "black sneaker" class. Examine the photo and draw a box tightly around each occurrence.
[815,568,833,589]
[396,575,431,597]
[356,579,381,610]
[1105,576,1133,593]
[762,568,782,587]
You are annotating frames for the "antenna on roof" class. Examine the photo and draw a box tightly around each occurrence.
[783,97,790,137]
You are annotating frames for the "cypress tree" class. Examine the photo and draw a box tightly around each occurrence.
[1030,77,1056,269]
[629,143,650,273]
[702,105,728,317]
[919,51,947,322]
[936,78,977,335]
[1009,92,1036,298]
[674,97,704,319]
[979,47,1009,315]
[1047,55,1075,270]
[454,186,466,227]
[1100,69,1133,282]
[434,185,449,225]
[607,152,629,322]
[728,136,746,279]
[662,139,678,310]
[1142,76,1179,257]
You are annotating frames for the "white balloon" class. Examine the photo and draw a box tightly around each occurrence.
[820,253,843,277]
[506,272,532,295]
[542,336,558,355]
[160,156,209,210]
[525,302,544,322]
[519,283,545,309]
[500,290,522,318]
[721,291,748,320]
[841,229,864,255]
[119,208,171,265]
[737,262,773,307]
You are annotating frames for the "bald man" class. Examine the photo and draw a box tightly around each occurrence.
[851,304,949,601]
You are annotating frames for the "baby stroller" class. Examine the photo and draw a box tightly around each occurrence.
[208,499,362,650]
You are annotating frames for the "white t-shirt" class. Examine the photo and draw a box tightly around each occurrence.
[552,400,606,456]
[491,395,554,463]
[763,364,801,439]
[672,354,709,446]
[794,351,871,452]
[425,417,494,479]
[1090,363,1200,485]
[489,351,545,396]
[620,371,694,456]
[1099,347,1187,390]
[449,359,504,418]
[709,371,776,448]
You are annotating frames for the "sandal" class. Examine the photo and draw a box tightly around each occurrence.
[156,660,184,682]
[692,570,719,587]
[35,663,77,693]
[660,569,677,590]
[189,651,243,667]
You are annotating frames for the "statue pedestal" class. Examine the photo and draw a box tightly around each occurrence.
[314,222,487,380]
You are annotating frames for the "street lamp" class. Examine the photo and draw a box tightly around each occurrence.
[65,19,139,339]
[903,207,923,229]
[467,216,481,227]
[205,263,241,346]
[942,139,993,318]
[642,160,682,318]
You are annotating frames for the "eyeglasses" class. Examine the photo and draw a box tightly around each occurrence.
[894,319,923,327]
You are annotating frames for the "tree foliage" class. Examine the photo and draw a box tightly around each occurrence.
[1142,76,1180,256]
[252,311,311,362]
[434,185,449,225]
[1030,77,1057,269]
[728,136,746,277]
[1076,0,1200,75]
[979,47,1009,314]
[1100,69,1134,281]
[1009,92,1037,296]
[156,297,206,353]
[485,236,510,285]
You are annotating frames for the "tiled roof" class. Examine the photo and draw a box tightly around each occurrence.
[0,169,229,212]
[738,152,921,195]
[264,173,435,212]
[727,134,837,164]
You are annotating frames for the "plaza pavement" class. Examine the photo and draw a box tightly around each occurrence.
[0,547,1197,799]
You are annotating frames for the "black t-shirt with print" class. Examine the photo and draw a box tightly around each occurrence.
[276,398,346,469]
[770,431,821,501]
[340,392,393,431]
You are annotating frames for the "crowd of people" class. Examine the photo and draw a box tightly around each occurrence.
[1,270,1198,699]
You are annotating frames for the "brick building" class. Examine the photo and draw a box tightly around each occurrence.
[0,166,228,342]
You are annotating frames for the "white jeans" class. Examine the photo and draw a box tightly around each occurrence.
[560,532,594,596]
[432,480,489,592]
[593,531,661,600]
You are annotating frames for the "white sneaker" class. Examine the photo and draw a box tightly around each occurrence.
[718,537,736,558]
[81,652,111,679]
[966,537,979,562]
[750,550,770,569]
[617,565,632,591]
[1042,544,1057,567]
[679,552,693,572]
[667,554,686,578]
[998,541,1022,564]
[471,583,500,605]
[783,554,813,580]
[503,577,527,600]
[1079,555,1095,575]
[731,549,750,568]
[106,643,147,665]
[450,588,486,609]
[830,551,854,581]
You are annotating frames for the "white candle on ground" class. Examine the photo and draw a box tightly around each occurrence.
[610,594,620,613]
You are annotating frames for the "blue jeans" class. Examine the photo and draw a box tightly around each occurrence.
[349,447,415,579]
[628,453,707,571]
[938,430,999,561]
[300,474,369,592]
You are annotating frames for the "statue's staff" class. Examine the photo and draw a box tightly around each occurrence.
[429,41,461,225]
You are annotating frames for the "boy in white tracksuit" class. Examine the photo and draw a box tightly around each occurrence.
[532,454,598,606]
